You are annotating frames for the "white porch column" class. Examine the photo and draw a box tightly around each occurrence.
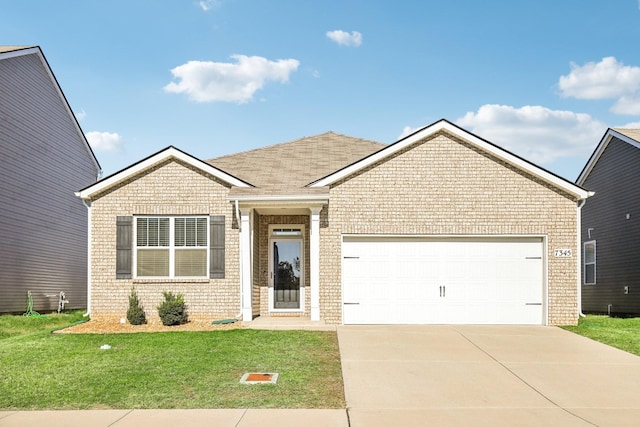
[310,206,322,321]
[240,208,253,322]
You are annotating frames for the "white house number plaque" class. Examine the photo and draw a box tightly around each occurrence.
[554,249,573,258]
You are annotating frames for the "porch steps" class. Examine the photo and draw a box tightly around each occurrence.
[245,316,336,331]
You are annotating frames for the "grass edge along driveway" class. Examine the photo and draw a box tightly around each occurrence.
[0,312,345,410]
[561,314,640,356]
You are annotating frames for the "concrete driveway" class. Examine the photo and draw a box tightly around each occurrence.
[338,325,640,427]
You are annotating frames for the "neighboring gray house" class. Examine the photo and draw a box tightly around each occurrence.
[77,120,590,326]
[577,128,640,316]
[0,46,101,313]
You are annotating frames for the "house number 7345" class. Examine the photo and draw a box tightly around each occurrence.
[554,249,572,258]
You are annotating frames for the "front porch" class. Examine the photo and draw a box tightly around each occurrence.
[234,197,326,323]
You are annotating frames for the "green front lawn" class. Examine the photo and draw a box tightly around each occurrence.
[0,313,344,410]
[562,314,640,356]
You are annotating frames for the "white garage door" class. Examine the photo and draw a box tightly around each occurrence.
[342,237,544,325]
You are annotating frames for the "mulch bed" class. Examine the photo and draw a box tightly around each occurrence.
[55,319,244,334]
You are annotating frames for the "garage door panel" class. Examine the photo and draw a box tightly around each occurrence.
[342,237,544,325]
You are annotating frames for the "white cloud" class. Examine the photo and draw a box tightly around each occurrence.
[398,125,422,140]
[198,0,220,11]
[455,104,606,164]
[558,57,640,100]
[621,120,640,128]
[612,93,640,116]
[326,30,363,47]
[85,131,123,152]
[164,55,300,103]
[75,109,87,121]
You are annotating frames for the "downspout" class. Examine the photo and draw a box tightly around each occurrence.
[577,198,587,318]
[81,198,92,317]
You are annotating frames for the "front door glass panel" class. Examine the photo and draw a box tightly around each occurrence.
[273,240,301,309]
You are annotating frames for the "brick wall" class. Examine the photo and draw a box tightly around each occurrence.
[320,132,579,325]
[88,159,240,323]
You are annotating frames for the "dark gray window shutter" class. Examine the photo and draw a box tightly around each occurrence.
[116,216,133,279]
[210,215,225,279]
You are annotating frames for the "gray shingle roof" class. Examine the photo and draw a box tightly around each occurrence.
[207,131,386,196]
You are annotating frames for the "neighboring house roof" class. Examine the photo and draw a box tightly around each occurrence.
[576,127,640,186]
[311,119,592,201]
[76,146,252,200]
[0,46,31,53]
[207,132,385,197]
[0,45,101,175]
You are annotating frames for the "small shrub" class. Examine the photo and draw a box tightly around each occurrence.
[126,287,146,325]
[157,291,188,326]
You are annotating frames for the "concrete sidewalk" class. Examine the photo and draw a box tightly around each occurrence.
[338,325,640,427]
[0,409,348,426]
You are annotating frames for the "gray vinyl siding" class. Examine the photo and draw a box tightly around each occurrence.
[581,136,640,315]
[0,51,99,313]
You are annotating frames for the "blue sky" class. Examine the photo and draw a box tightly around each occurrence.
[2,0,640,180]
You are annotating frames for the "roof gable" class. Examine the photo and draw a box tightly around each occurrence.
[0,46,101,175]
[310,119,592,200]
[576,128,640,186]
[76,146,252,200]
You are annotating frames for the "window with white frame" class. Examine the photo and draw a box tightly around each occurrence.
[135,216,208,278]
[584,240,596,285]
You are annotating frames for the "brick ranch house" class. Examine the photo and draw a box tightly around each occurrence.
[76,119,592,326]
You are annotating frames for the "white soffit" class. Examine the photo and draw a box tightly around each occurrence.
[577,129,640,186]
[76,146,251,199]
[310,120,592,200]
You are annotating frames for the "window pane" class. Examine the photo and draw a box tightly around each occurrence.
[175,218,185,246]
[137,218,148,246]
[185,218,196,246]
[148,218,159,246]
[137,249,169,276]
[159,218,170,246]
[585,264,595,284]
[197,218,207,246]
[584,242,595,263]
[175,249,207,276]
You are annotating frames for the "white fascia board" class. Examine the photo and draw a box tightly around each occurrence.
[311,120,592,200]
[577,129,640,186]
[76,147,251,199]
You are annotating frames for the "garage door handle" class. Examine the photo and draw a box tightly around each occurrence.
[344,302,360,305]
[525,302,542,305]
